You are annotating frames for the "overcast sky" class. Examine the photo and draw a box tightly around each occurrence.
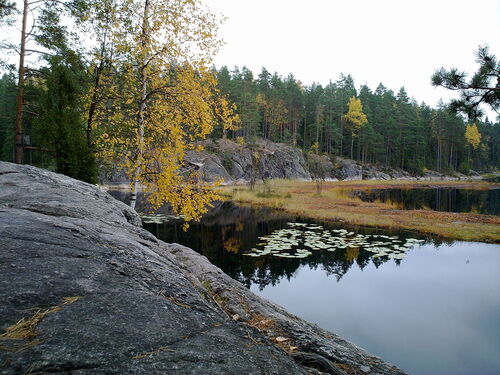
[207,0,500,116]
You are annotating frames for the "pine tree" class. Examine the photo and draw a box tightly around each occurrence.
[34,55,97,183]
[432,45,500,119]
[0,73,16,162]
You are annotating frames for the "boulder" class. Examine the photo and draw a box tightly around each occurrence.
[362,164,391,180]
[184,150,232,183]
[332,158,363,180]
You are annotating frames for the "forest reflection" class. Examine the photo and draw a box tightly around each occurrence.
[351,187,499,215]
[143,201,448,290]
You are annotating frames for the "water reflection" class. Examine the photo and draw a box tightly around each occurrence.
[143,201,440,290]
[352,187,500,215]
[254,242,500,375]
[485,175,500,183]
[140,202,500,375]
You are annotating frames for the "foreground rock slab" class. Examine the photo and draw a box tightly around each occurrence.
[0,162,407,375]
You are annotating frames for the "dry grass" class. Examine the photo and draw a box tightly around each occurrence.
[246,312,298,353]
[132,346,175,359]
[0,297,82,352]
[247,313,277,332]
[199,279,300,354]
[158,290,192,309]
[220,180,500,243]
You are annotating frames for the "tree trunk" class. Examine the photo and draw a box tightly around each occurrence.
[303,117,306,148]
[449,142,453,170]
[468,146,471,171]
[385,136,389,165]
[339,116,343,156]
[131,0,150,210]
[316,180,322,195]
[315,106,319,146]
[350,131,354,160]
[437,139,441,171]
[292,117,297,146]
[14,0,28,164]
[356,135,361,161]
[87,26,110,147]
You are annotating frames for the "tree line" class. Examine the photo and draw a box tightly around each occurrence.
[210,65,499,174]
[2,59,498,180]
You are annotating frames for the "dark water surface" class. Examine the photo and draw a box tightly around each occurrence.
[353,187,500,215]
[135,201,500,375]
[485,175,500,183]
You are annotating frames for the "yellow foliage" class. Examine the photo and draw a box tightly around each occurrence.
[223,237,242,253]
[92,0,233,227]
[216,96,240,135]
[465,123,481,150]
[256,93,287,130]
[343,97,368,135]
[310,142,320,154]
[270,100,288,127]
[345,247,359,263]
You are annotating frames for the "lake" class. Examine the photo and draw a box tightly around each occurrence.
[351,187,500,216]
[140,201,500,375]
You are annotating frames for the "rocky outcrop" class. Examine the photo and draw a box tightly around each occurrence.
[332,158,363,180]
[0,162,408,375]
[186,139,311,183]
[98,139,312,185]
[99,139,485,186]
[184,140,471,183]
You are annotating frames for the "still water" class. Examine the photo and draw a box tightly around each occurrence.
[107,188,500,374]
[140,202,500,375]
[352,187,500,216]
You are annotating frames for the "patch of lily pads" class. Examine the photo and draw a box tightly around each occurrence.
[141,213,182,224]
[243,222,424,260]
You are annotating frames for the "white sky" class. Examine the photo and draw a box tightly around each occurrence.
[207,0,500,118]
[2,0,499,118]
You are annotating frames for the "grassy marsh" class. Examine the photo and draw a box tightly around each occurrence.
[220,179,500,243]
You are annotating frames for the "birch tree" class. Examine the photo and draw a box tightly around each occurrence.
[343,96,367,159]
[94,0,235,226]
[465,122,481,170]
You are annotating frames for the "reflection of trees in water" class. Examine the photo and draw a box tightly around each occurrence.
[142,202,454,290]
[246,244,384,288]
[356,188,499,215]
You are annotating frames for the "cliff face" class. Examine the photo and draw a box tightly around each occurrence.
[0,161,407,375]
[184,139,312,182]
